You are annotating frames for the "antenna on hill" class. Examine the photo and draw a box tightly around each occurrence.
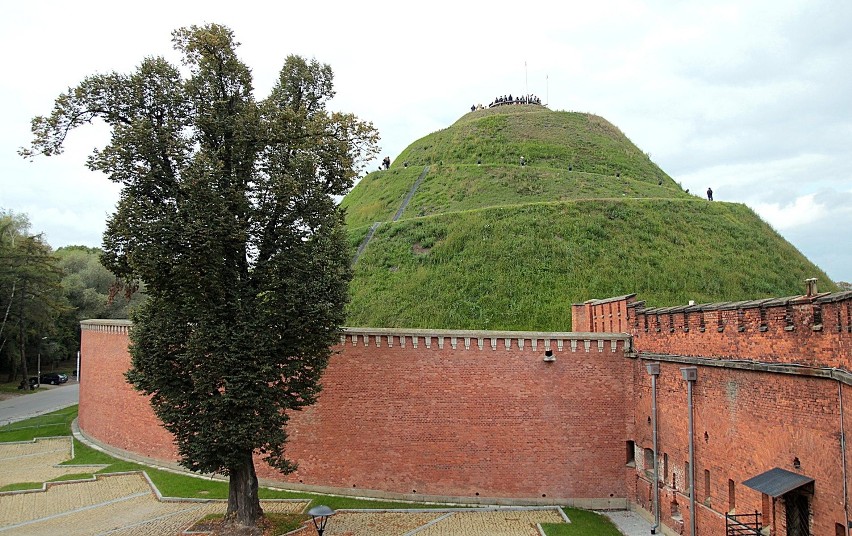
[546,74,549,107]
[525,60,528,95]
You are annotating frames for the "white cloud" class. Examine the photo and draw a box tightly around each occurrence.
[752,193,825,230]
[1,0,851,283]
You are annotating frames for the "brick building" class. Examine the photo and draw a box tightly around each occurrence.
[79,281,852,536]
[575,281,852,536]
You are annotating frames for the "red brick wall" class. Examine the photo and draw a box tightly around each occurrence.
[78,325,632,501]
[79,287,852,533]
[572,295,635,334]
[631,359,849,536]
[631,299,852,369]
[78,323,177,461]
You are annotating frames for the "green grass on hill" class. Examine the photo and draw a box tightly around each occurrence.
[402,164,689,221]
[341,166,426,228]
[395,107,672,185]
[346,199,835,331]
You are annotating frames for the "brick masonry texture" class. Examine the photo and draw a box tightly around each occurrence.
[79,325,631,502]
[79,287,852,535]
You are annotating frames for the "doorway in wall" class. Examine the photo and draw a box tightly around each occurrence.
[784,491,810,536]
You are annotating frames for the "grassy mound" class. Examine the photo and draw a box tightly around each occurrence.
[342,106,835,330]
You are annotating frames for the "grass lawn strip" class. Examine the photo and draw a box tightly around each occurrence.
[2,407,640,535]
[0,436,109,489]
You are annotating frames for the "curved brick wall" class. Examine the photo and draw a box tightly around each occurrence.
[79,322,632,503]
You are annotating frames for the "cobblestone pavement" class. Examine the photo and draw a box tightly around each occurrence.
[0,437,102,488]
[0,454,308,536]
[1,435,612,535]
[323,508,566,536]
[322,512,444,535]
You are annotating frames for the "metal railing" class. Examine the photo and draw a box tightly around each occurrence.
[726,511,762,535]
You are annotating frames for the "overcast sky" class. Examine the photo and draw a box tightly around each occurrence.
[2,0,850,284]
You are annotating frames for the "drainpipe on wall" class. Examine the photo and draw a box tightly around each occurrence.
[840,381,849,534]
[681,367,698,536]
[647,362,662,534]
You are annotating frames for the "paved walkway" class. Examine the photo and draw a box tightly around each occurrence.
[322,508,567,536]
[604,510,655,535]
[0,383,79,426]
[0,436,308,535]
[0,429,653,535]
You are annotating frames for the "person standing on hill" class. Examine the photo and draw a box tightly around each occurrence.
[707,187,713,201]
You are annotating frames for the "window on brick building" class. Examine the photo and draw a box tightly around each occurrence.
[836,522,846,536]
[644,448,654,475]
[704,469,711,505]
[663,453,669,483]
[685,462,691,495]
[626,441,635,466]
[728,479,736,513]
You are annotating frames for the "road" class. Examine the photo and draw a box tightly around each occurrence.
[0,382,79,426]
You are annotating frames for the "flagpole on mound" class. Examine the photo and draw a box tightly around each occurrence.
[525,60,528,96]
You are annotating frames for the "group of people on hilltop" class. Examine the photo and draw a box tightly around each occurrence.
[490,94,541,107]
[469,94,543,112]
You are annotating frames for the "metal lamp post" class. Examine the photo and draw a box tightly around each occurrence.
[308,505,335,535]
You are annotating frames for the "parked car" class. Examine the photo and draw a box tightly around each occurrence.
[38,373,68,385]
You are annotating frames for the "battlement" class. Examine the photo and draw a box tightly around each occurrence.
[80,319,132,334]
[340,327,630,354]
[574,284,852,370]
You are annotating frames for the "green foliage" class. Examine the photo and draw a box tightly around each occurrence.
[55,246,145,321]
[23,23,379,525]
[347,199,835,330]
[0,215,68,381]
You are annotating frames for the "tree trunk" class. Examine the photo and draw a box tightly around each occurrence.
[18,279,28,383]
[227,452,263,527]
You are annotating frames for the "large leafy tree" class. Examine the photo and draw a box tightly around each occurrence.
[0,210,67,382]
[54,246,145,364]
[23,24,378,528]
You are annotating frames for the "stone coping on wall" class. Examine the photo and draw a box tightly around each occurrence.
[572,293,637,307]
[79,320,632,353]
[80,318,132,333]
[636,290,852,315]
[636,352,852,385]
[340,327,631,352]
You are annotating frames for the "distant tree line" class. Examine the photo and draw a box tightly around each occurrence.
[0,209,143,382]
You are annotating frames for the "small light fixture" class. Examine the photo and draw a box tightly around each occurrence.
[646,362,661,376]
[308,505,335,535]
[793,457,801,470]
[543,349,555,362]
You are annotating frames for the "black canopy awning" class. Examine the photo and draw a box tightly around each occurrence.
[743,467,814,498]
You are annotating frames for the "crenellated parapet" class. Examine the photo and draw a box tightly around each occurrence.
[340,327,631,354]
[80,319,132,334]
[574,282,852,370]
